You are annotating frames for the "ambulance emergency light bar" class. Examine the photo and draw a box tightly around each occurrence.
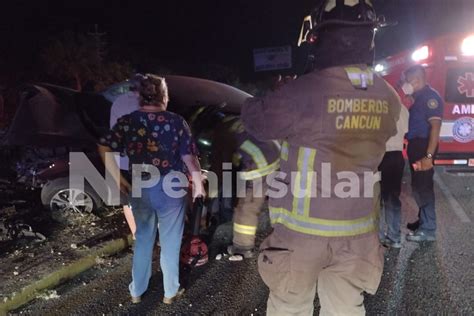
[461,35,474,56]
[411,45,430,62]
[411,34,474,62]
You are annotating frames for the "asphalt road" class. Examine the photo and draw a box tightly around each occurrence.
[14,167,474,315]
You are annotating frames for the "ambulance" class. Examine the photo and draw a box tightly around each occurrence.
[375,33,474,170]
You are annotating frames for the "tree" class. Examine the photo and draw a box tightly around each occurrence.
[40,30,130,91]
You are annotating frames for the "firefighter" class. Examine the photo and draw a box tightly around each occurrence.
[241,1,401,315]
[199,110,280,258]
[220,117,280,258]
[402,65,443,242]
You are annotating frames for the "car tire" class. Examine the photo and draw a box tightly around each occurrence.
[41,177,103,224]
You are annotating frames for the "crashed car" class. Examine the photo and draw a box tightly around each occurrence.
[1,76,251,221]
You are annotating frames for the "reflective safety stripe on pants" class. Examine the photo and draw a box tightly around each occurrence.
[233,184,266,248]
[234,223,257,235]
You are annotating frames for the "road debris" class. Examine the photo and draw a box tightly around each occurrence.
[228,255,243,262]
[37,290,60,300]
[215,254,223,260]
[95,257,106,265]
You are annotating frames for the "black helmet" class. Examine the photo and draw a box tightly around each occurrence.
[297,1,381,70]
[298,0,377,47]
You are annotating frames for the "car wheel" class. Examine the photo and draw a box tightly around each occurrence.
[41,177,103,224]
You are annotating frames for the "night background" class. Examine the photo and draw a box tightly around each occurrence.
[0,0,473,120]
[1,2,474,314]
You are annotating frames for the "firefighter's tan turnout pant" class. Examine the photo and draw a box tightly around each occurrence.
[232,179,266,249]
[258,227,384,316]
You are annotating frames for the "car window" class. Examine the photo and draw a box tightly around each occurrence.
[100,82,132,103]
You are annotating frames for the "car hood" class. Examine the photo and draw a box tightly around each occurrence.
[2,76,251,147]
[163,75,251,114]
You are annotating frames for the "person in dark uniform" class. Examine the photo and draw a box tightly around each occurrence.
[402,65,443,242]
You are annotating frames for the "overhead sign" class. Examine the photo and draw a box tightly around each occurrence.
[253,46,292,72]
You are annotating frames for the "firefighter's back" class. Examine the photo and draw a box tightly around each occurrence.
[270,64,401,237]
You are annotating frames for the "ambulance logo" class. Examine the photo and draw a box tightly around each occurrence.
[457,72,474,98]
[453,117,474,143]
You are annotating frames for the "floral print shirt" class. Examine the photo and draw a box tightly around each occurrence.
[99,110,198,175]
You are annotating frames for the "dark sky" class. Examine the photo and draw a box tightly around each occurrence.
[1,0,473,80]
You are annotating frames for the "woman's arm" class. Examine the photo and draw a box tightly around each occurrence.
[182,154,205,201]
[98,144,131,194]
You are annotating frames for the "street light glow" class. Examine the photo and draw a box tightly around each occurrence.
[374,63,385,73]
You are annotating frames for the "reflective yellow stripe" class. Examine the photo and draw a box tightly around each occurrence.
[344,0,372,6]
[292,148,304,214]
[239,159,280,180]
[303,149,316,217]
[269,207,377,237]
[344,67,374,87]
[222,115,238,123]
[240,140,268,169]
[233,223,257,235]
[281,141,289,161]
[292,147,316,216]
[189,106,206,124]
[267,143,376,237]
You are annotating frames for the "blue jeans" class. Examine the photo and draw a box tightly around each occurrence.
[129,180,186,298]
[381,192,402,242]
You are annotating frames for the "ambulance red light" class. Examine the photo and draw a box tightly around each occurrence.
[461,35,474,56]
[411,45,429,62]
[435,159,468,166]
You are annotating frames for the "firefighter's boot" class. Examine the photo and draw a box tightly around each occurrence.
[227,244,256,259]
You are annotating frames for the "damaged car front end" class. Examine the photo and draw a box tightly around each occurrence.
[1,76,251,224]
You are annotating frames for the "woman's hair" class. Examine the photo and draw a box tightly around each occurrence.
[139,74,169,106]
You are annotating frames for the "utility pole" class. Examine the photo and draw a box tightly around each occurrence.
[88,24,107,63]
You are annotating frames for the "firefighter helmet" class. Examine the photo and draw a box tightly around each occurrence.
[298,0,377,47]
[298,0,378,70]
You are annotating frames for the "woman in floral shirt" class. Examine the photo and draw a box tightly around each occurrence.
[98,75,204,305]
